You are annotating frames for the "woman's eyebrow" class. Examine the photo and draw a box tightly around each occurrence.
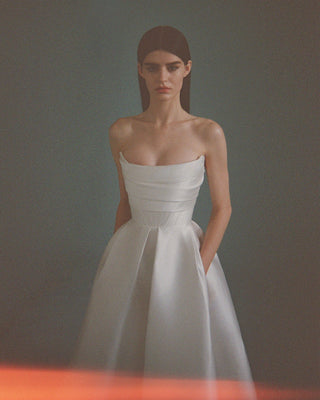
[143,61,182,66]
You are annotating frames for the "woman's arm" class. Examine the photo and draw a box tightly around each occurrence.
[200,121,232,274]
[108,120,132,233]
[113,198,132,233]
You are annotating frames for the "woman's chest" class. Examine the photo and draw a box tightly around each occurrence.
[123,129,204,165]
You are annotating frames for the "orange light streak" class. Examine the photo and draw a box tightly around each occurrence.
[0,365,319,400]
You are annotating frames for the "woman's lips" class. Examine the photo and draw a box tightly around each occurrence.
[156,87,171,93]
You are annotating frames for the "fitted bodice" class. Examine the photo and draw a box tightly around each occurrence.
[119,152,205,227]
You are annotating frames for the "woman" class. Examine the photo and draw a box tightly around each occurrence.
[73,25,256,399]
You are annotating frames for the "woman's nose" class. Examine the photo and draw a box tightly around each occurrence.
[158,67,169,82]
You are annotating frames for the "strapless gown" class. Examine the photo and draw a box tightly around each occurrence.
[72,151,256,399]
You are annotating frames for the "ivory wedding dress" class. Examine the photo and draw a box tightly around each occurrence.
[72,151,256,399]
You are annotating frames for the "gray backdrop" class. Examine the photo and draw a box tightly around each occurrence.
[1,0,318,387]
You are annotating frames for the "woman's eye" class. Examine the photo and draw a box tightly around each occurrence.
[146,66,178,72]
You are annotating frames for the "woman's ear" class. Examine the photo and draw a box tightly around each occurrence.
[183,60,192,78]
[137,63,144,79]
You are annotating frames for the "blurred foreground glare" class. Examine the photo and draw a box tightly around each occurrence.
[0,365,319,400]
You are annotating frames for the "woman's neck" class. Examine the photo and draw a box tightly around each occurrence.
[142,97,189,127]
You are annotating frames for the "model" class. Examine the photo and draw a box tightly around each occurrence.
[72,25,256,399]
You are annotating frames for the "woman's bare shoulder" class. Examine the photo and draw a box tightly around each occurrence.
[108,117,132,136]
[195,116,222,130]
[196,117,225,141]
[108,117,136,150]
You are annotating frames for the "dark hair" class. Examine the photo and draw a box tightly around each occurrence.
[137,26,191,112]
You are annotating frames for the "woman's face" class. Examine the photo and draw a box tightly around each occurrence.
[138,50,192,100]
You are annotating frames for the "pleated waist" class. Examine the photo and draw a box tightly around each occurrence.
[130,207,193,227]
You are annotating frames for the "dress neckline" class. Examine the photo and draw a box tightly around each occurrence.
[119,151,204,168]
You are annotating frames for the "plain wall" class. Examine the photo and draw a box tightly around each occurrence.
[0,0,319,387]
